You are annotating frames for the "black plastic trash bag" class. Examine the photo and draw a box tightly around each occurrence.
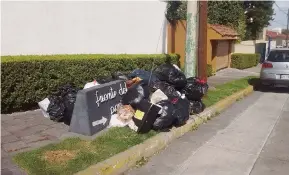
[58,84,79,96]
[98,77,115,84]
[62,87,79,125]
[150,81,181,98]
[128,69,159,85]
[154,64,187,89]
[121,82,150,107]
[190,100,206,114]
[171,97,190,127]
[112,72,128,81]
[47,96,65,122]
[181,77,209,101]
[152,100,175,131]
[47,84,80,125]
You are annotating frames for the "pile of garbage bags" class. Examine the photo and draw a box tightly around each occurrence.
[38,73,129,125]
[110,63,209,132]
[38,63,209,133]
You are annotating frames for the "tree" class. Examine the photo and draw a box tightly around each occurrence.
[166,1,246,40]
[244,1,275,40]
[207,1,246,40]
[166,1,274,40]
[165,1,187,22]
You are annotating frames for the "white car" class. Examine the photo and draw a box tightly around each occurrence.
[260,48,289,87]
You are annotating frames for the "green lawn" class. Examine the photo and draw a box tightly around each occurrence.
[14,76,256,175]
[202,76,254,107]
[14,128,157,175]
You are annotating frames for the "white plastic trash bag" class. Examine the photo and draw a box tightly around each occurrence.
[128,120,138,132]
[108,114,138,132]
[83,80,100,89]
[150,89,168,104]
[38,98,50,118]
[108,114,129,128]
[173,64,181,71]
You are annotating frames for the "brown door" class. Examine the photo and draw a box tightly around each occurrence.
[216,40,229,70]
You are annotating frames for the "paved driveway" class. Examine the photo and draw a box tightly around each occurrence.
[208,66,260,88]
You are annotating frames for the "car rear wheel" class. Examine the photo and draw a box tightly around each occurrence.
[254,80,271,92]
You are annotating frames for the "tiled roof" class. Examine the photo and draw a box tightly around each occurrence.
[210,24,239,37]
[266,30,287,39]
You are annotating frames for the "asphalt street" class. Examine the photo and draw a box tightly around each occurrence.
[126,89,289,175]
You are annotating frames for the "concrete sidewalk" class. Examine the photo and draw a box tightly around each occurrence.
[208,65,260,88]
[126,91,289,175]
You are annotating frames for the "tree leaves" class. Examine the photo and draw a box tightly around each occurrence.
[165,1,274,41]
[244,1,274,40]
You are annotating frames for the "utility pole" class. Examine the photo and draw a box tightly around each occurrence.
[197,1,208,81]
[286,9,289,48]
[185,1,199,78]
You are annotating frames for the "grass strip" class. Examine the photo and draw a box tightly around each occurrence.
[202,76,254,107]
[14,76,256,175]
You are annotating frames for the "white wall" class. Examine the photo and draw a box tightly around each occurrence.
[270,40,277,49]
[234,41,256,54]
[234,40,272,54]
[1,1,167,55]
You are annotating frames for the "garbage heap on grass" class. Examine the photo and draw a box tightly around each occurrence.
[39,63,209,134]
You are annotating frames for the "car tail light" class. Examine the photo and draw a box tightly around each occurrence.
[262,62,273,68]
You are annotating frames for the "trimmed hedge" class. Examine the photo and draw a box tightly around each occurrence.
[230,53,260,69]
[1,54,179,114]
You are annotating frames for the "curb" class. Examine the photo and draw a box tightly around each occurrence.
[75,85,254,175]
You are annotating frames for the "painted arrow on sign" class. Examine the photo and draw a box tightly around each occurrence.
[92,117,108,127]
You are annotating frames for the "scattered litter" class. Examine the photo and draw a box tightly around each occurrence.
[132,100,161,133]
[121,82,150,107]
[128,120,138,132]
[150,89,168,104]
[150,81,181,98]
[117,104,135,123]
[129,69,159,85]
[108,114,130,128]
[126,77,143,88]
[38,98,50,118]
[84,80,100,89]
[111,72,129,81]
[98,77,114,84]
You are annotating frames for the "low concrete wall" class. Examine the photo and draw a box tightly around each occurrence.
[233,40,276,57]
[234,43,255,54]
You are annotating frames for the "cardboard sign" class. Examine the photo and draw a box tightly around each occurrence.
[69,80,128,136]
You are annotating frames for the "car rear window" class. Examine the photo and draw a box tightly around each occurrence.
[267,50,289,62]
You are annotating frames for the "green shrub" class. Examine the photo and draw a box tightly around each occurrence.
[230,53,260,69]
[206,64,213,77]
[1,54,179,114]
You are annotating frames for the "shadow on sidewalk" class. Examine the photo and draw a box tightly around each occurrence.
[248,78,289,94]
